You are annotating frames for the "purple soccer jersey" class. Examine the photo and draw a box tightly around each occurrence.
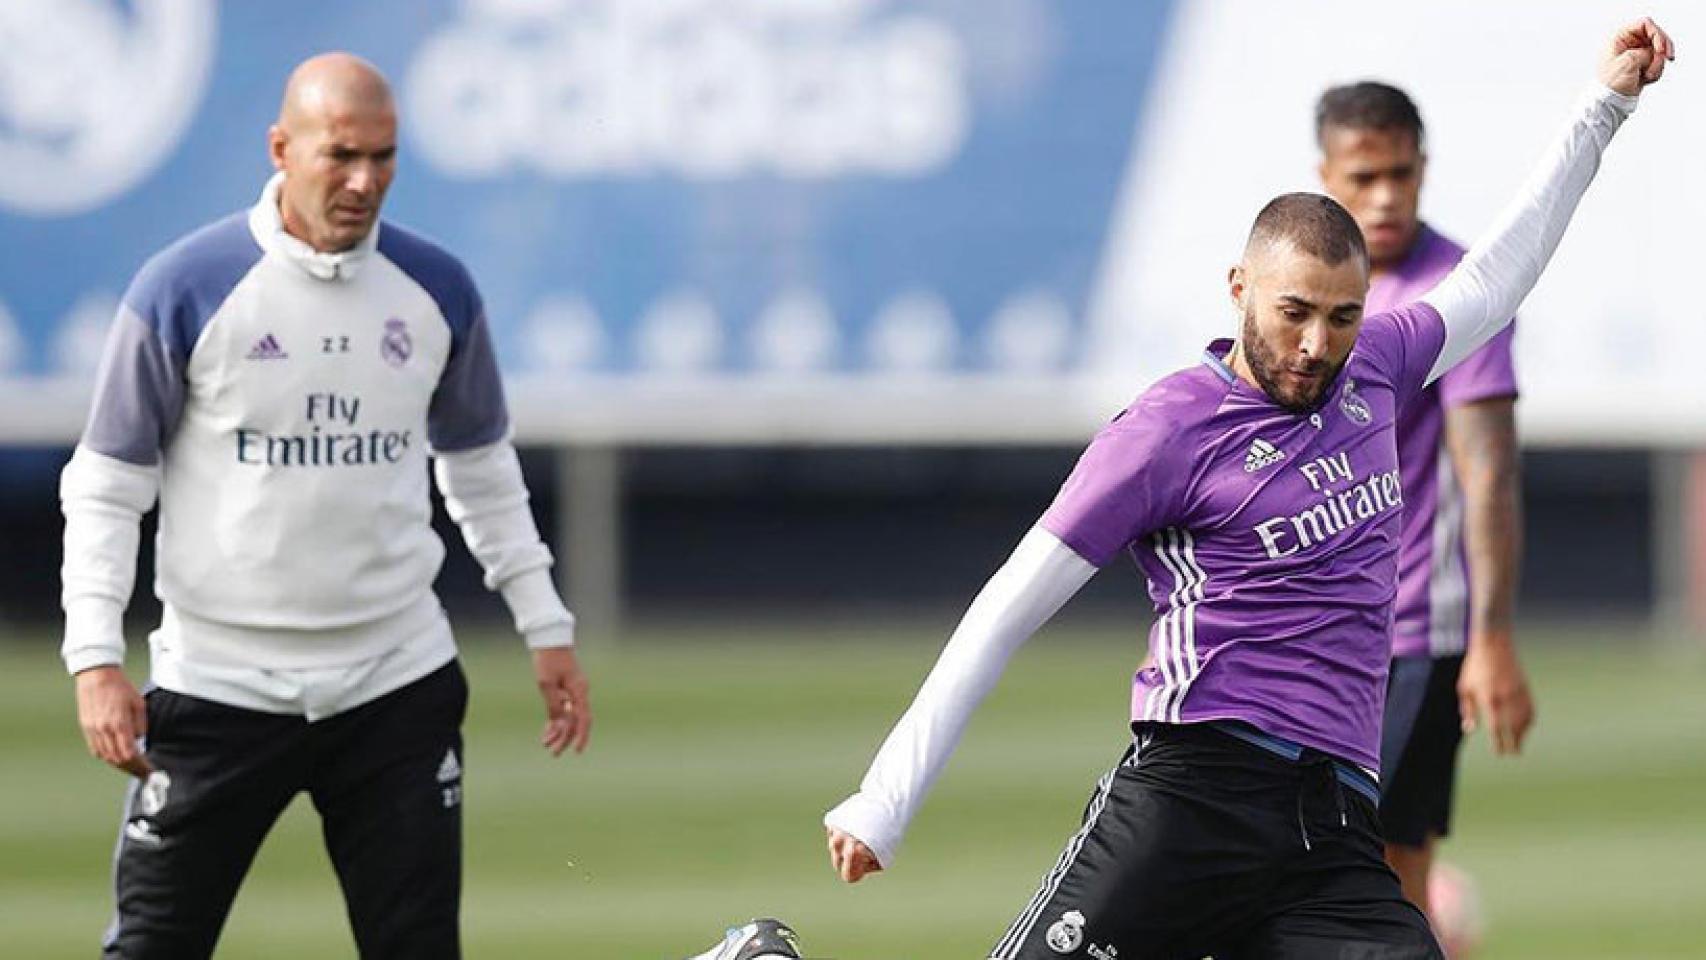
[1374,226,1519,659]
[1042,304,1447,771]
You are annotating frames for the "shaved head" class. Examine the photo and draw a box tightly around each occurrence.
[277,52,393,131]
[268,53,398,253]
[1243,192,1368,269]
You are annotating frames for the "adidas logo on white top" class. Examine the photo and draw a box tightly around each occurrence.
[437,747,461,783]
[1244,438,1285,472]
[246,333,288,360]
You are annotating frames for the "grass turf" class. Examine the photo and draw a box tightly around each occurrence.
[2,625,1703,958]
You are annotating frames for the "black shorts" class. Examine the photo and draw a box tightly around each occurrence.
[1379,655,1465,848]
[990,723,1441,960]
[103,661,467,960]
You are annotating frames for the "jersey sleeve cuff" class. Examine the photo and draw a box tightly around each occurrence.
[1038,514,1112,569]
[62,598,126,674]
[1440,384,1519,410]
[500,568,576,647]
[823,792,902,869]
[522,622,576,650]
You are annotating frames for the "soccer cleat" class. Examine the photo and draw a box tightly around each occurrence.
[686,918,803,960]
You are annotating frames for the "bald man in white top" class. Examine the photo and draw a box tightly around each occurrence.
[62,54,591,959]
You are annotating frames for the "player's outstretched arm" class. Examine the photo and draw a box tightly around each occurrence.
[823,527,1096,880]
[1421,16,1675,381]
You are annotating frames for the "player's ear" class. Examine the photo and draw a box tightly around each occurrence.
[267,125,289,172]
[1228,264,1247,310]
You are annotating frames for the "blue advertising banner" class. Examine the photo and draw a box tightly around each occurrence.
[0,0,1172,401]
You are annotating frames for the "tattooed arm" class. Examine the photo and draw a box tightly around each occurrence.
[1444,396,1532,754]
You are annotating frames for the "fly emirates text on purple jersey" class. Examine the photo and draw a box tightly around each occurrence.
[1043,303,1448,771]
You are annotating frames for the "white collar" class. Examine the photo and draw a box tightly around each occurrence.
[247,173,380,281]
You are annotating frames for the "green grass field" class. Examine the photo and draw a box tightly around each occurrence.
[3,624,1703,958]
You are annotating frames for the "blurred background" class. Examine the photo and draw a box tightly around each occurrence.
[0,1,1701,958]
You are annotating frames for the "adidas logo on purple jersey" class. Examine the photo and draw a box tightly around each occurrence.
[246,333,288,360]
[1244,438,1285,472]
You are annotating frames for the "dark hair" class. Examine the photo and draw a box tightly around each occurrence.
[1245,192,1368,266]
[1314,81,1424,149]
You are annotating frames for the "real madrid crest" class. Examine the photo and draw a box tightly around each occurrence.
[1045,909,1086,954]
[381,317,413,368]
[139,770,172,816]
[1339,378,1372,426]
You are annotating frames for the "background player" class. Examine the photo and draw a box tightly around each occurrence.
[824,18,1671,960]
[61,54,590,958]
[1316,82,1535,924]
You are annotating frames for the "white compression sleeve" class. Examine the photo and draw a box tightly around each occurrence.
[433,440,576,649]
[1422,85,1638,384]
[823,526,1097,868]
[59,446,159,674]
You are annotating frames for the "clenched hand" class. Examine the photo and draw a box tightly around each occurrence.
[826,826,883,883]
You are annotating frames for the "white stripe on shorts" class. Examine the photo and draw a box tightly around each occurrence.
[988,744,1141,959]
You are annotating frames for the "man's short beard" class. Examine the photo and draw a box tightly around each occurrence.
[1240,305,1343,414]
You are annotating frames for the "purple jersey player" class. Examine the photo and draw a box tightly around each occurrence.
[821,18,1673,960]
[1037,300,1442,774]
[1380,233,1518,664]
[1318,81,1533,934]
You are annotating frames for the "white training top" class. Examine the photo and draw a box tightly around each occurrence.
[60,175,574,718]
